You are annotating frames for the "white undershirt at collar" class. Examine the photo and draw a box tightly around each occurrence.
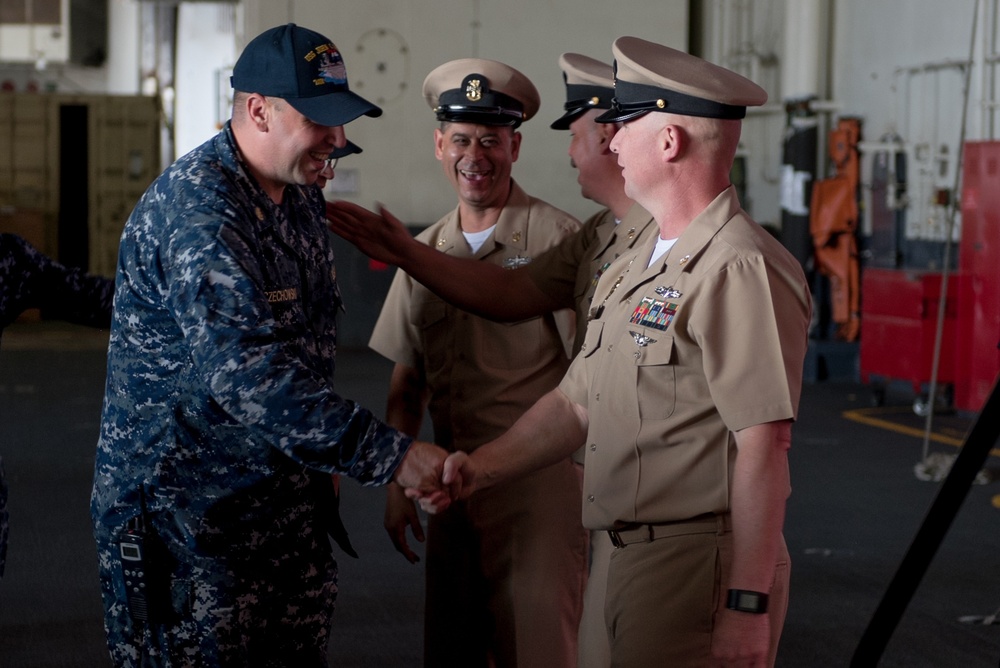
[463,225,497,254]
[647,236,678,269]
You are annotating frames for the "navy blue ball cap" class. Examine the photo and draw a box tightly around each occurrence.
[329,140,362,159]
[596,36,767,124]
[231,23,382,127]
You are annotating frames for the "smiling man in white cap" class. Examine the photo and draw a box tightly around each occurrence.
[368,57,588,667]
[91,23,457,667]
[427,37,813,667]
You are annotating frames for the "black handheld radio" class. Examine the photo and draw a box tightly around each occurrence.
[117,487,165,623]
[118,526,154,622]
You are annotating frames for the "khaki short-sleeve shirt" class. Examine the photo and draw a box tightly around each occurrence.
[528,203,656,356]
[370,181,580,451]
[560,187,812,529]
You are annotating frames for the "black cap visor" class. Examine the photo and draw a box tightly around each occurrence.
[550,107,590,130]
[435,106,523,127]
[552,83,613,129]
[287,90,383,127]
[597,80,747,123]
[329,140,362,159]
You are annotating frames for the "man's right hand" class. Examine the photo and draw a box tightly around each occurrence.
[383,482,424,564]
[442,451,473,494]
[325,201,415,268]
[409,451,474,514]
[393,440,464,514]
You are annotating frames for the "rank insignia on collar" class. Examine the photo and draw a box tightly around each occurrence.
[503,254,532,269]
[626,227,636,240]
[630,330,656,347]
[678,254,691,266]
[654,286,682,299]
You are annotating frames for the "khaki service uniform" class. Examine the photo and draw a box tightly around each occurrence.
[527,201,654,668]
[370,180,589,667]
[560,186,811,666]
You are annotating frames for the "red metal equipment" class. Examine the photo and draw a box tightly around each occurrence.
[859,141,1000,413]
[955,141,1000,413]
[859,268,963,406]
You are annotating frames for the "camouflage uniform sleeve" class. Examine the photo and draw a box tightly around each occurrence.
[0,233,114,329]
[160,212,411,485]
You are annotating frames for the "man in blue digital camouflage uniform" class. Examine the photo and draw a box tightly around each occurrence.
[0,232,114,580]
[91,24,454,667]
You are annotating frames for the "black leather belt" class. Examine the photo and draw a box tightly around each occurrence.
[608,513,731,549]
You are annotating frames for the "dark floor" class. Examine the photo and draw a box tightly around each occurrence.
[1,322,999,667]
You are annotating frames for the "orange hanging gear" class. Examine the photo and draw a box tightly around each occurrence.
[810,117,862,341]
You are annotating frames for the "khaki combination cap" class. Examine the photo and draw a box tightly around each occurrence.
[550,53,615,130]
[423,58,540,128]
[596,36,767,123]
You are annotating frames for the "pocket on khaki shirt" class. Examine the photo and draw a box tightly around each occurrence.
[621,330,676,420]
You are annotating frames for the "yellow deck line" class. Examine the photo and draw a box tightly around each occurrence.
[842,407,1000,457]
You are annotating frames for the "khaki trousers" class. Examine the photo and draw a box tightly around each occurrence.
[604,515,790,667]
[578,529,613,668]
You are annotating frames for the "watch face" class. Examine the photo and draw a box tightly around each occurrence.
[727,589,768,613]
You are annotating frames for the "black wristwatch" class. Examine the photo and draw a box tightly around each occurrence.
[726,589,769,614]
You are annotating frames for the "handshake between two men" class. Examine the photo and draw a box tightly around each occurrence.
[392,442,474,514]
[389,387,591,513]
